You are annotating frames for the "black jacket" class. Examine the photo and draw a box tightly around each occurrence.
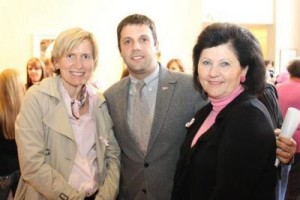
[172,91,277,200]
[258,83,283,129]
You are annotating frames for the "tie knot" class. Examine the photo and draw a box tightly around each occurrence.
[135,81,146,98]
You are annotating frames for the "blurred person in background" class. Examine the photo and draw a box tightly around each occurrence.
[43,57,55,77]
[265,59,276,84]
[25,57,47,89]
[167,58,185,72]
[0,68,25,199]
[276,58,300,200]
[120,68,129,79]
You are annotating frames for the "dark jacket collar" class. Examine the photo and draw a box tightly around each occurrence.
[186,91,256,143]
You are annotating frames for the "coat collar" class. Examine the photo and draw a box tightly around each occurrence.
[187,91,256,145]
[37,76,106,106]
[37,76,106,141]
[36,76,61,100]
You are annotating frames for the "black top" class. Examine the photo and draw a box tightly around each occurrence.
[258,83,283,129]
[0,129,19,176]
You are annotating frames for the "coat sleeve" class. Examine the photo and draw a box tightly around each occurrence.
[95,102,121,200]
[15,88,84,199]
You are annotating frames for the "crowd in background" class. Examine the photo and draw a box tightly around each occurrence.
[0,13,299,200]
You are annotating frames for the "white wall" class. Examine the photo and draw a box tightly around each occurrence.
[1,0,299,90]
[0,0,201,90]
[274,0,300,72]
[201,0,273,24]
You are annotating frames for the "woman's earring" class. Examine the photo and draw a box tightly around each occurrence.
[240,75,246,83]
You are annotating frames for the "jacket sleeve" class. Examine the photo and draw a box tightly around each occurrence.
[258,83,283,128]
[96,127,120,200]
[15,88,84,199]
[95,97,121,200]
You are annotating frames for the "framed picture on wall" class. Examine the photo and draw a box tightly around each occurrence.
[33,32,57,59]
[279,49,297,72]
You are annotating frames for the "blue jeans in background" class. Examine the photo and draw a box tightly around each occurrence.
[0,170,20,200]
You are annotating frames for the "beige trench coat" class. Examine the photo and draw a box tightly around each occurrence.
[15,76,120,200]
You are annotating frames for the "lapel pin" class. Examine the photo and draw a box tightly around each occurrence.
[185,118,195,128]
[162,86,168,91]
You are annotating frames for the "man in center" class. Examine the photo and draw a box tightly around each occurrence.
[104,14,205,199]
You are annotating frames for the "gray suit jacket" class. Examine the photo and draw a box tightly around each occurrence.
[104,65,206,200]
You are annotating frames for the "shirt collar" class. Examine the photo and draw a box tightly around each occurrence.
[129,63,160,85]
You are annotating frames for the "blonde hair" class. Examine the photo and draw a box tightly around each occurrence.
[0,69,25,139]
[51,27,99,74]
[167,58,185,72]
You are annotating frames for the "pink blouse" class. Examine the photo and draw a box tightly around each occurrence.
[59,79,99,197]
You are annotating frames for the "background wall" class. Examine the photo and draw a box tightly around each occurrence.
[0,0,201,91]
[0,0,299,91]
[274,0,300,72]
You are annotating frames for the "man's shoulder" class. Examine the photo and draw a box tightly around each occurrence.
[104,78,128,97]
[163,68,193,80]
[161,70,205,103]
[165,71,195,90]
[159,68,193,86]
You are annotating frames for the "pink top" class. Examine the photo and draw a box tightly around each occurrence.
[59,80,99,197]
[276,79,300,153]
[276,71,289,84]
[191,85,244,147]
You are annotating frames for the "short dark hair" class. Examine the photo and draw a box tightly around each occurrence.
[264,60,273,66]
[287,59,300,78]
[117,14,158,51]
[192,23,266,97]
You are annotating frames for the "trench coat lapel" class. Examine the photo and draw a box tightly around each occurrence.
[36,76,75,142]
[42,101,75,142]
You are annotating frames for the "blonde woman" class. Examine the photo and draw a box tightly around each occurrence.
[15,28,120,200]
